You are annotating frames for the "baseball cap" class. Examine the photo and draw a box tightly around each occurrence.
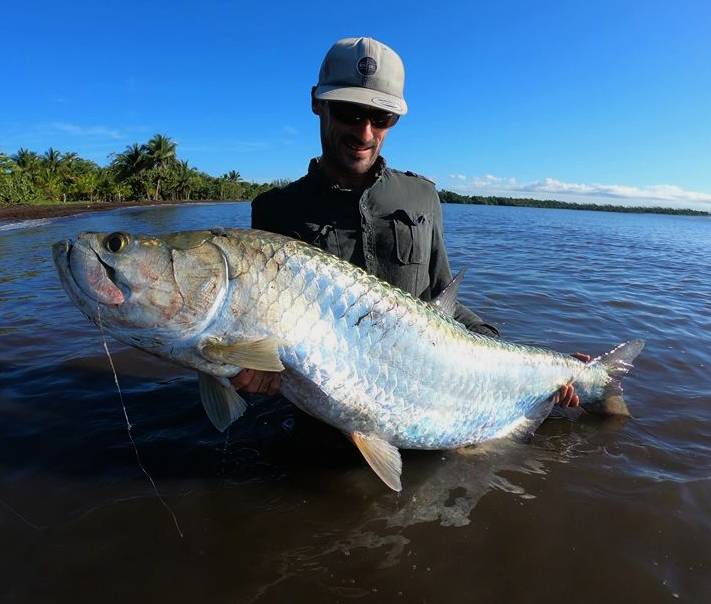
[314,37,408,115]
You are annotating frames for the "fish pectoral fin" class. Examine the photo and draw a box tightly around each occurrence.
[198,372,247,432]
[200,337,285,372]
[351,432,403,492]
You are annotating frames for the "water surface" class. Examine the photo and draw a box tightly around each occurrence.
[1,202,709,602]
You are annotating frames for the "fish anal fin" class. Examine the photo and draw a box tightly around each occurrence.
[198,371,247,432]
[351,432,402,492]
[201,337,285,372]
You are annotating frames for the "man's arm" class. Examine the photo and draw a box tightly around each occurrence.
[453,303,499,337]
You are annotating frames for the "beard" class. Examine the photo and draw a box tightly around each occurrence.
[321,127,382,176]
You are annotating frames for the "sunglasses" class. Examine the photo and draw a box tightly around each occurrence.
[327,101,400,129]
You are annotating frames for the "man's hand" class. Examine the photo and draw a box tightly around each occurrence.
[230,369,281,395]
[553,352,591,408]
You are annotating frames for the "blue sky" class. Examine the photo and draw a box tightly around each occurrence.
[2,0,710,209]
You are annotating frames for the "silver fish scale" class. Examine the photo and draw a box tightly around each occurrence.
[212,230,610,449]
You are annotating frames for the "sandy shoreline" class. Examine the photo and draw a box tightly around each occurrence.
[0,199,245,222]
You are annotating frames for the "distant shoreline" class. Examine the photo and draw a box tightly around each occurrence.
[438,190,710,216]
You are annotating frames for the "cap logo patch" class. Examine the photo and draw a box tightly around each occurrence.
[357,57,378,76]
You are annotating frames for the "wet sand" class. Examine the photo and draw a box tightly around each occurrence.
[0,199,244,222]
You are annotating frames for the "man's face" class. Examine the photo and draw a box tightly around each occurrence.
[312,95,395,176]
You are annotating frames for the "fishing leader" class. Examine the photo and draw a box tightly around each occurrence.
[231,37,586,407]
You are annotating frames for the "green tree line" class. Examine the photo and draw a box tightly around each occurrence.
[438,190,709,216]
[0,134,275,205]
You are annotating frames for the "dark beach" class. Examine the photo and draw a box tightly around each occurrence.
[0,199,244,222]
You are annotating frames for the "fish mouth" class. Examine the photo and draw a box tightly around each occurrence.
[53,239,125,305]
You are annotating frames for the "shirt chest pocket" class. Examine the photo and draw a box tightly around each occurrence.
[390,209,431,265]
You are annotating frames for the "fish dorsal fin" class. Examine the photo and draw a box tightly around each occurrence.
[430,270,465,317]
[198,372,247,432]
[351,432,403,492]
[200,337,285,372]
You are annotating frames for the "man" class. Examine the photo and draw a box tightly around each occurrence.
[231,37,585,407]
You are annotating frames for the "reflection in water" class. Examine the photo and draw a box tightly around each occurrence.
[264,433,587,579]
[323,443,547,571]
[388,444,545,529]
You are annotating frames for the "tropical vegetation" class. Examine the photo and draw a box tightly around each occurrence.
[0,134,274,205]
[2,137,706,217]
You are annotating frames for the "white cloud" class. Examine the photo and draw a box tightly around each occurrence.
[446,174,711,206]
[50,122,124,140]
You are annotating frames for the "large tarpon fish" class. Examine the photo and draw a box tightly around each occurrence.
[53,228,644,491]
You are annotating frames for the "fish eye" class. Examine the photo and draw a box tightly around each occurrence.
[104,232,129,253]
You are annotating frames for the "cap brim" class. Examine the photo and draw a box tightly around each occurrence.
[315,85,408,115]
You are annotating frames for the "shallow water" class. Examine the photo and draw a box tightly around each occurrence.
[1,202,709,603]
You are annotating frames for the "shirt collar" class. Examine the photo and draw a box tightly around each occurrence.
[307,156,387,192]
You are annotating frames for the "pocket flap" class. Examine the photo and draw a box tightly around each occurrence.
[389,210,429,264]
[389,208,427,227]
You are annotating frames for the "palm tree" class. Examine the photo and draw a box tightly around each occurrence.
[145,134,177,200]
[110,143,148,180]
[42,147,62,174]
[60,151,79,169]
[12,148,41,177]
[173,160,193,200]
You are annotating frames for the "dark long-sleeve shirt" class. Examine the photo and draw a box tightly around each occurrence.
[251,158,498,337]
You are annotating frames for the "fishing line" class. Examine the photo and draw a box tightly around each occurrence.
[96,306,184,538]
[219,425,231,477]
[0,497,47,531]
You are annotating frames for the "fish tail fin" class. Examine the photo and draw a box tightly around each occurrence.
[595,339,646,378]
[586,339,645,416]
